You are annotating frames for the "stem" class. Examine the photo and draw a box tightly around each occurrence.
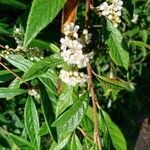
[87,63,102,150]
[0,61,30,87]
[0,44,4,48]
[85,0,102,149]
[78,127,93,141]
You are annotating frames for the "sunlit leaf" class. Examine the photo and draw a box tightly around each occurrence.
[52,93,89,136]
[107,21,129,69]
[0,88,26,99]
[99,109,127,150]
[24,96,40,149]
[56,87,78,117]
[24,0,66,46]
[23,55,62,81]
[50,134,71,150]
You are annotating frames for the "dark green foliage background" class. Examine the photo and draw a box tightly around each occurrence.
[0,0,150,149]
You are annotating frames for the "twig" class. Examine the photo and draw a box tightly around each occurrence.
[78,127,93,141]
[0,61,30,87]
[85,0,102,149]
[0,44,4,48]
[87,63,102,149]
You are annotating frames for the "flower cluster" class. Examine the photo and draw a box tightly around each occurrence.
[59,70,88,86]
[60,23,92,68]
[0,27,44,61]
[13,27,24,49]
[95,0,123,27]
[59,23,92,86]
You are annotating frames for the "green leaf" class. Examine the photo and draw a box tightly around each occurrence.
[24,96,40,150]
[71,134,82,150]
[9,133,35,150]
[24,0,67,46]
[0,70,16,83]
[9,78,20,89]
[52,93,89,136]
[0,128,12,149]
[107,21,129,69]
[3,55,33,72]
[40,86,57,142]
[0,26,9,35]
[49,43,60,53]
[0,114,8,124]
[123,27,139,37]
[0,0,26,9]
[7,78,21,100]
[23,55,62,81]
[56,87,78,117]
[50,134,71,150]
[30,40,60,53]
[0,128,35,150]
[43,69,58,87]
[0,88,26,99]
[38,122,49,136]
[95,75,134,92]
[99,110,127,150]
[39,77,57,105]
[141,29,148,43]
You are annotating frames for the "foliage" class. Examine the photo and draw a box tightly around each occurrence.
[0,0,150,150]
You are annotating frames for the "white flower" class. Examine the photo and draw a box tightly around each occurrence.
[95,0,123,27]
[113,23,118,28]
[115,11,121,16]
[112,0,123,11]
[60,37,83,51]
[70,40,83,50]
[60,35,90,68]
[5,45,9,49]
[82,29,92,44]
[59,23,93,87]
[96,2,108,11]
[63,22,79,38]
[68,49,84,65]
[60,36,71,51]
[59,70,87,86]
[59,70,70,84]
[15,28,20,33]
[73,71,79,77]
[28,89,38,97]
[131,14,139,23]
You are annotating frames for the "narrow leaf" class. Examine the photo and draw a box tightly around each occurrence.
[100,110,127,150]
[24,96,40,150]
[40,86,57,142]
[52,93,89,136]
[23,55,62,81]
[71,134,82,150]
[0,0,26,9]
[38,122,49,136]
[30,40,60,53]
[0,128,35,150]
[9,133,36,150]
[50,134,71,150]
[39,77,58,111]
[24,0,66,46]
[107,21,129,69]
[3,55,33,72]
[56,87,77,117]
[96,75,134,92]
[0,88,26,99]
